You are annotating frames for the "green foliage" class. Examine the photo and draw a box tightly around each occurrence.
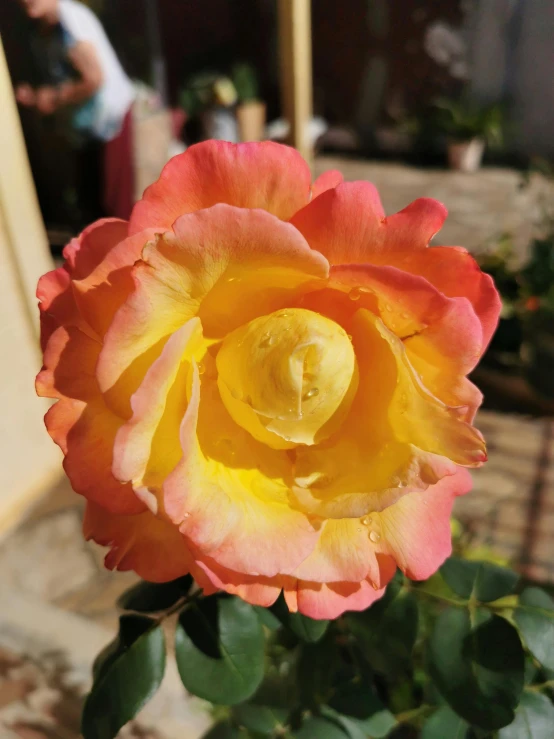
[82,615,166,739]
[175,595,265,705]
[87,558,554,738]
[232,63,260,103]
[430,97,504,145]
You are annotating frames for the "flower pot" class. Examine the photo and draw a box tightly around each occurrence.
[236,100,266,142]
[447,137,485,172]
[201,106,239,142]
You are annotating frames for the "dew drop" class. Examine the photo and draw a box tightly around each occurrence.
[227,276,237,283]
[371,581,379,590]
[401,311,410,319]
[198,361,206,375]
[259,333,275,349]
[361,516,373,526]
[369,530,381,543]
[302,387,319,401]
[384,303,392,312]
[183,511,191,519]
[349,287,362,301]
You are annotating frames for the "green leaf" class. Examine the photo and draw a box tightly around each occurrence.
[232,703,288,734]
[201,722,243,738]
[253,606,281,631]
[345,576,418,673]
[82,615,166,739]
[292,716,350,738]
[498,691,554,739]
[514,588,554,669]
[421,706,472,739]
[327,681,397,738]
[117,575,193,613]
[175,595,265,705]
[429,608,524,730]
[440,557,519,602]
[270,594,329,642]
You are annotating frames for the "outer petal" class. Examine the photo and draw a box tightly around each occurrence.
[383,247,501,351]
[290,181,446,263]
[72,228,158,338]
[375,468,473,579]
[37,326,144,515]
[83,502,215,588]
[98,205,329,416]
[329,264,485,416]
[129,141,313,233]
[311,169,344,200]
[63,218,129,280]
[285,577,389,620]
[163,372,320,578]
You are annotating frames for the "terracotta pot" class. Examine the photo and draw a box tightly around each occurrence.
[447,137,485,172]
[236,101,267,142]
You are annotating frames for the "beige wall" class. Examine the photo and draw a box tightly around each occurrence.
[0,37,62,536]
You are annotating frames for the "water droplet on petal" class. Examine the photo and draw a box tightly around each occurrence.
[349,287,362,301]
[371,581,379,590]
[401,312,410,319]
[384,303,392,312]
[361,516,373,526]
[227,276,237,283]
[259,333,275,349]
[302,387,319,401]
[369,530,381,543]
[183,511,191,519]
[198,361,206,375]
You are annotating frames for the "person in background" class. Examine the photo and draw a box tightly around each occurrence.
[15,0,136,221]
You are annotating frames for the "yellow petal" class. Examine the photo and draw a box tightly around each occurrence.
[216,308,357,446]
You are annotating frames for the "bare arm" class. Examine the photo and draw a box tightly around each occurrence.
[57,41,103,106]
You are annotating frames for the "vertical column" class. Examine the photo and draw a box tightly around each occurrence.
[277,0,314,164]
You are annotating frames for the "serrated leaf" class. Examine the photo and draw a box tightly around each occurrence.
[440,557,519,602]
[498,691,554,739]
[117,575,193,613]
[82,615,166,739]
[429,608,524,730]
[175,595,265,705]
[233,703,288,734]
[515,588,554,669]
[421,706,472,739]
[292,716,350,738]
[270,594,329,642]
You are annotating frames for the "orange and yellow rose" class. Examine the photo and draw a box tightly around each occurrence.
[36,141,500,618]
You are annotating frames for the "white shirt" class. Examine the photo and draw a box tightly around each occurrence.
[59,0,135,140]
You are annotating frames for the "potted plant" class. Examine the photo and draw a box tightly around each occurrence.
[431,98,503,172]
[179,72,239,142]
[232,62,266,142]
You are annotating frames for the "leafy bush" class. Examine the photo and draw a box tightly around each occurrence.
[81,558,554,738]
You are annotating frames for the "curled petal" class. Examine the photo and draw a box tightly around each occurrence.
[130,140,313,233]
[311,169,344,200]
[291,181,447,264]
[163,376,319,578]
[98,205,328,416]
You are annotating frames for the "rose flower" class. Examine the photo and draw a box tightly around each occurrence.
[36,142,500,618]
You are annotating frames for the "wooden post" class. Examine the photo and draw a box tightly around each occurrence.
[277,0,314,164]
[0,37,62,536]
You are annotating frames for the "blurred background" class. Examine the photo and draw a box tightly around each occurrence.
[0,1,553,736]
